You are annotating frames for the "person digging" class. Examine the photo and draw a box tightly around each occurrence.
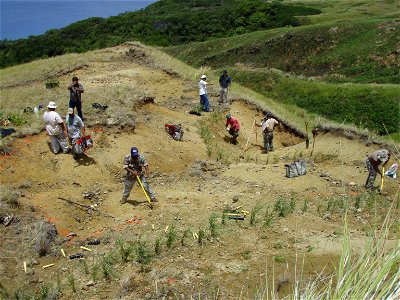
[225,113,240,145]
[121,147,156,204]
[365,149,390,191]
[255,111,279,153]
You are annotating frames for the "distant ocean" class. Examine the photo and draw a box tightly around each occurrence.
[1,0,157,40]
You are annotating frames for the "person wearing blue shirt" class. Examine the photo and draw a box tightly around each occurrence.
[219,70,232,106]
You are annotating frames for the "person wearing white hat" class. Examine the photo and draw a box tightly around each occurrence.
[198,74,211,112]
[65,107,85,146]
[43,101,70,154]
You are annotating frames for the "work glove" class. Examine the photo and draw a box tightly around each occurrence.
[226,127,229,131]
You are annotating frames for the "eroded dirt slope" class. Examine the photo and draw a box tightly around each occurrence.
[1,44,398,299]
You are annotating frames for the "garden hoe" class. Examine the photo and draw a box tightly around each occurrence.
[137,175,153,209]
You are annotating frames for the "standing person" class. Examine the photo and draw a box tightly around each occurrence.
[365,149,390,190]
[198,74,210,112]
[225,113,240,145]
[43,101,70,154]
[219,70,232,106]
[121,147,156,204]
[67,76,84,120]
[65,108,85,153]
[255,112,279,153]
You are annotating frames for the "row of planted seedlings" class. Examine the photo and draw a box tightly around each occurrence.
[7,191,393,298]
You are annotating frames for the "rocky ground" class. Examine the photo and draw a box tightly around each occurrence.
[0,44,398,299]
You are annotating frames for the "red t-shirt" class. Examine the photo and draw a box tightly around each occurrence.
[226,116,240,130]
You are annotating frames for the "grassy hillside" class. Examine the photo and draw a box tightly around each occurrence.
[0,0,320,68]
[229,68,399,135]
[164,18,400,84]
[164,16,400,137]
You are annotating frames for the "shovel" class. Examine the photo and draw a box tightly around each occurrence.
[137,175,153,208]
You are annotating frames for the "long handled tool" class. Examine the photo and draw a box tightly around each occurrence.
[380,167,385,191]
[244,117,256,152]
[58,197,117,219]
[136,175,153,207]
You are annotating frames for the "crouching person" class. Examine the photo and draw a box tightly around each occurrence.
[66,108,85,156]
[121,147,156,204]
[43,101,70,154]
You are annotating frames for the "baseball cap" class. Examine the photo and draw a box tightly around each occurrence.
[131,147,139,157]
[226,113,231,119]
[47,101,57,109]
[67,108,74,114]
[201,74,207,79]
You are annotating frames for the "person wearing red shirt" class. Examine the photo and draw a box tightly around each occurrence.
[225,113,240,145]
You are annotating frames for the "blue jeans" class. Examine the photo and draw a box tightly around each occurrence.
[69,100,83,121]
[200,94,209,112]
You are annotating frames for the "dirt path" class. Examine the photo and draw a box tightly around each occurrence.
[0,44,398,299]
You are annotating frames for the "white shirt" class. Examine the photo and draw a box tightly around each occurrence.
[199,79,207,95]
[43,111,63,135]
[261,118,278,132]
[66,115,84,139]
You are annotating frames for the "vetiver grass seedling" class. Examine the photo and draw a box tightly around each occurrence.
[101,253,115,281]
[66,272,76,293]
[274,198,290,217]
[166,223,177,249]
[209,213,219,237]
[38,283,49,300]
[117,239,134,263]
[302,199,309,213]
[181,229,191,246]
[135,239,152,269]
[263,207,275,228]
[250,202,262,225]
[198,229,205,244]
[80,259,89,275]
[91,263,99,282]
[154,235,162,255]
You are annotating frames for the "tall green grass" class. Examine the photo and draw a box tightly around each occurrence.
[254,192,400,299]
[231,68,399,135]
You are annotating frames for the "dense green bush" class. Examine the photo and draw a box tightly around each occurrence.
[0,0,320,68]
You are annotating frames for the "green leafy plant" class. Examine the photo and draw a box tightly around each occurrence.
[7,113,26,126]
[45,78,59,89]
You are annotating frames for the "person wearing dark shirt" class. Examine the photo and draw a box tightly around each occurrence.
[219,70,232,106]
[67,76,85,120]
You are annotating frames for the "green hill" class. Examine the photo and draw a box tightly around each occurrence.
[164,17,400,136]
[164,18,400,84]
[0,0,320,68]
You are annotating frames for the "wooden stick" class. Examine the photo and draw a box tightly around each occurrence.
[43,264,55,269]
[80,246,93,252]
[58,197,116,219]
[244,118,256,152]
